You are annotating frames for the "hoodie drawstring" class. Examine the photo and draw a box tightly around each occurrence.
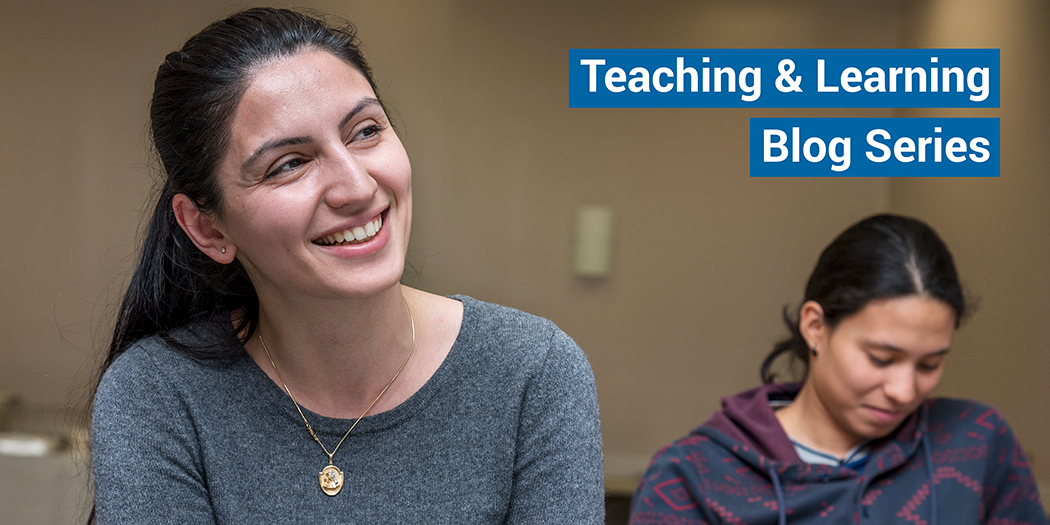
[923,433,937,525]
[768,466,787,525]
[765,437,935,524]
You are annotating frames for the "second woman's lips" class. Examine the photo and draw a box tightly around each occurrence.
[865,406,902,423]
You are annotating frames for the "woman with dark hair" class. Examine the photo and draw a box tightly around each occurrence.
[630,214,1047,524]
[90,8,603,523]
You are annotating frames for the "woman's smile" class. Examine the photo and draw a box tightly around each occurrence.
[314,212,384,246]
[862,405,904,425]
[311,209,392,260]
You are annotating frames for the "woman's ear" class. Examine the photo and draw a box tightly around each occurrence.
[172,194,236,264]
[798,300,827,355]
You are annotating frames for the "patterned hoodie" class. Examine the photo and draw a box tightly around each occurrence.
[630,383,1048,525]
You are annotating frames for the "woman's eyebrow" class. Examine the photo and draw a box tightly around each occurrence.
[864,340,952,356]
[338,97,382,129]
[240,97,383,173]
[241,136,312,173]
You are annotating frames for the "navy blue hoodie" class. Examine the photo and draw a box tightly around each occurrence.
[630,383,1047,524]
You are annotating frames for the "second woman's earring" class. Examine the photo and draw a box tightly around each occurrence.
[810,346,818,356]
[221,247,226,254]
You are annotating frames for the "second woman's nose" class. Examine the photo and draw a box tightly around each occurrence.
[882,367,918,407]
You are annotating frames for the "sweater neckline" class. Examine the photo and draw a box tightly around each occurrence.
[237,295,476,437]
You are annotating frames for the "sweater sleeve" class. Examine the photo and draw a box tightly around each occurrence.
[92,343,217,524]
[503,327,605,524]
[629,441,711,525]
[980,408,1049,525]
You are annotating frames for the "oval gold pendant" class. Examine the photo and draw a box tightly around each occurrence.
[319,465,344,496]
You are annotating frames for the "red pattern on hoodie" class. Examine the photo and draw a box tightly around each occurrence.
[630,383,1047,525]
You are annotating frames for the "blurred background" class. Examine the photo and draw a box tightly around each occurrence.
[1,0,1047,522]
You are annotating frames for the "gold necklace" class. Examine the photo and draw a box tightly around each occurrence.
[258,293,415,497]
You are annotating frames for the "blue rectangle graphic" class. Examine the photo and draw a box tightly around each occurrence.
[749,118,999,177]
[569,49,999,108]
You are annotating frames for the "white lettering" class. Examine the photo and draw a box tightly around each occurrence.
[764,130,789,162]
[605,67,626,92]
[894,137,916,162]
[580,59,606,92]
[969,137,990,162]
[817,59,839,92]
[829,137,851,172]
[945,137,967,162]
[628,67,650,92]
[968,67,989,102]
[677,57,697,92]
[739,67,761,102]
[841,67,862,93]
[804,137,826,163]
[653,67,674,93]
[864,67,886,92]
[866,129,892,162]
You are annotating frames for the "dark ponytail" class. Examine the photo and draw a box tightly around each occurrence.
[102,183,257,367]
[761,214,970,384]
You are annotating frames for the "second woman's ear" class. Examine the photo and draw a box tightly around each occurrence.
[798,300,827,355]
[172,193,236,264]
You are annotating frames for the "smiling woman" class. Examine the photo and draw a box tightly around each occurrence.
[630,214,1048,525]
[88,8,603,524]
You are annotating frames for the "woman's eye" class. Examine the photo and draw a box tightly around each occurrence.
[868,354,891,367]
[267,157,304,178]
[917,361,943,373]
[353,124,384,141]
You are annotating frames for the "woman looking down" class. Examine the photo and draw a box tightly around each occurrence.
[90,8,603,523]
[630,214,1046,525]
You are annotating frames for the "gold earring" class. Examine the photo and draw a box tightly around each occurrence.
[221,247,227,254]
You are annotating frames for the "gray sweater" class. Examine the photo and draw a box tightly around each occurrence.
[92,296,604,523]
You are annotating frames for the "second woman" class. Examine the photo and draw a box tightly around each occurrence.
[630,214,1047,525]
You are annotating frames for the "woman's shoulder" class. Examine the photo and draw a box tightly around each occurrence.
[924,396,1019,442]
[97,318,244,401]
[450,294,591,380]
[454,295,559,333]
[927,396,1002,422]
[454,295,575,349]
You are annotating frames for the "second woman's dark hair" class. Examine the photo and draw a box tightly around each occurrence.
[761,214,969,384]
[100,7,381,375]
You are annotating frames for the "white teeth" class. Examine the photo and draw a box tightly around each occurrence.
[317,216,384,246]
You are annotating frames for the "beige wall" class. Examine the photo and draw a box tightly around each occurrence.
[891,0,1050,476]
[1,0,1045,489]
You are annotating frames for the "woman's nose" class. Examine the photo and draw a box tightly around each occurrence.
[322,146,378,210]
[883,367,918,406]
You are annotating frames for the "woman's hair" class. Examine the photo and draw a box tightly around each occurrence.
[100,7,379,373]
[760,213,969,384]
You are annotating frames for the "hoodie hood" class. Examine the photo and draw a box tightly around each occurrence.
[697,382,928,479]
[701,382,804,464]
[695,383,935,525]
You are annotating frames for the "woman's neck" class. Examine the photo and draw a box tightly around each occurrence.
[245,283,418,419]
[774,382,864,459]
